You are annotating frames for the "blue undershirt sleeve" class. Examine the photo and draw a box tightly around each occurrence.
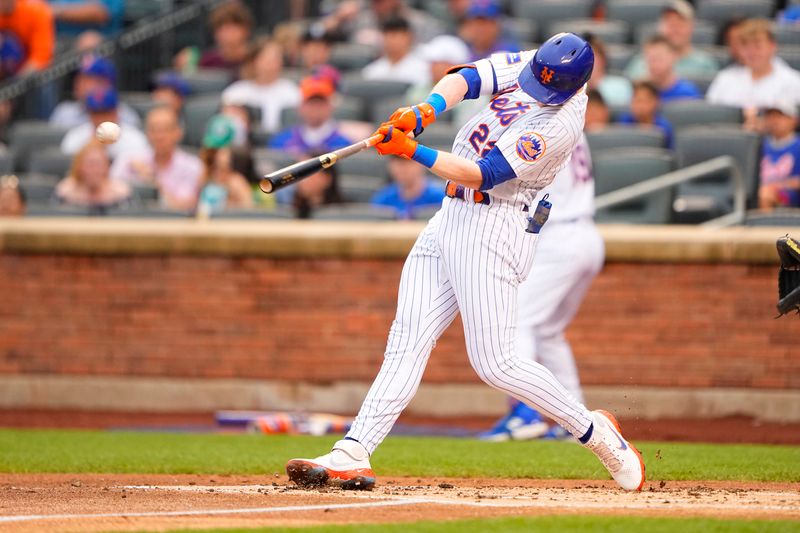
[476,146,517,191]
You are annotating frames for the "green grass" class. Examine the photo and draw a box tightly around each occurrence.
[1,429,798,482]
[156,516,800,532]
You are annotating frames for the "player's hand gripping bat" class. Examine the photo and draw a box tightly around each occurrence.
[259,133,385,194]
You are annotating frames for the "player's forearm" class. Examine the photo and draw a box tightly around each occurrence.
[429,73,469,112]
[426,150,483,190]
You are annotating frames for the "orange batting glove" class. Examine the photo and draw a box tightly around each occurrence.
[374,125,418,159]
[385,103,436,136]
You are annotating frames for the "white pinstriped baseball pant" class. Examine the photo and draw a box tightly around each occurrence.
[346,197,594,454]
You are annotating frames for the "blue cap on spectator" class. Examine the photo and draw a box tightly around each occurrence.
[466,0,502,19]
[155,72,191,98]
[85,86,118,112]
[80,55,117,85]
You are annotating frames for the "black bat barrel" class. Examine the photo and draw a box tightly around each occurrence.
[259,154,336,194]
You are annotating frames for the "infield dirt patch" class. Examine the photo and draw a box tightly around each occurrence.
[1,474,798,532]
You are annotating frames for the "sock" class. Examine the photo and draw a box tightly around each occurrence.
[578,423,594,444]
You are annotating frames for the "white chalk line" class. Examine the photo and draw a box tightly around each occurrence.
[2,484,798,524]
[0,498,428,523]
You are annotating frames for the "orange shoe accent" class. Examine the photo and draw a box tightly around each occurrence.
[596,409,646,491]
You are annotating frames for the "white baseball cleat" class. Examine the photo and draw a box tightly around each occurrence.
[285,439,376,490]
[584,410,646,491]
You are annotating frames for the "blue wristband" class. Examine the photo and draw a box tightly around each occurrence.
[411,144,438,168]
[425,93,447,117]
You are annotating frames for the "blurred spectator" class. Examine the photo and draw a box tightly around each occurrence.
[707,19,800,119]
[585,88,610,131]
[54,139,133,212]
[0,0,55,73]
[60,86,148,158]
[314,0,442,47]
[175,0,253,77]
[587,37,632,107]
[618,81,674,149]
[196,115,253,216]
[50,55,140,128]
[110,106,203,211]
[778,4,800,25]
[625,0,718,79]
[292,154,343,219]
[49,0,124,37]
[269,75,352,154]
[642,35,701,102]
[459,0,518,61]
[152,72,191,116]
[719,17,746,66]
[362,17,429,87]
[0,174,24,216]
[371,156,444,219]
[221,39,301,133]
[759,101,800,209]
[299,27,334,72]
[220,102,251,147]
[73,28,102,52]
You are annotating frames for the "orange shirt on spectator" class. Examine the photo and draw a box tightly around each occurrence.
[0,0,54,71]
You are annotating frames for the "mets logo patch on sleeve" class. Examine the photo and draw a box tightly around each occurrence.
[515,132,547,163]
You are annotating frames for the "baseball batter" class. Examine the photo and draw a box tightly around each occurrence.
[481,134,604,441]
[286,33,645,492]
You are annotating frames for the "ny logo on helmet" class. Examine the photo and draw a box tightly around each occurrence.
[540,67,554,84]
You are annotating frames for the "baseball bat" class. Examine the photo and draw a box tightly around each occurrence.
[259,132,385,194]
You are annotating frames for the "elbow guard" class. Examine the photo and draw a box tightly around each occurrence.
[477,146,517,191]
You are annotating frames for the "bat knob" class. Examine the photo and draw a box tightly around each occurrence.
[259,178,274,194]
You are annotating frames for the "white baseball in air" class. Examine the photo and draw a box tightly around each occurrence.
[95,121,121,144]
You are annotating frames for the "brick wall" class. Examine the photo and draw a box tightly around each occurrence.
[0,254,796,389]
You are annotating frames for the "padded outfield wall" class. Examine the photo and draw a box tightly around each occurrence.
[0,220,797,422]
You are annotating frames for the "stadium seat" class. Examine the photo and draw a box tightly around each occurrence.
[182,95,221,147]
[340,77,411,124]
[312,204,397,221]
[778,46,800,70]
[744,209,800,226]
[340,174,386,203]
[0,149,13,175]
[662,101,742,131]
[512,0,594,40]
[24,205,91,217]
[131,184,159,203]
[506,18,539,43]
[371,97,407,125]
[606,44,636,73]
[27,147,72,178]
[337,151,388,179]
[775,25,800,46]
[586,125,667,153]
[105,206,190,218]
[418,123,458,150]
[634,20,717,45]
[673,126,761,223]
[9,121,69,172]
[606,0,672,26]
[18,181,56,204]
[329,43,379,71]
[682,73,717,95]
[550,19,631,45]
[412,205,441,221]
[211,206,295,219]
[121,92,160,122]
[696,0,774,25]
[177,70,233,95]
[593,148,676,224]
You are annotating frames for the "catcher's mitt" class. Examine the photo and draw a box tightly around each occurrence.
[777,235,800,317]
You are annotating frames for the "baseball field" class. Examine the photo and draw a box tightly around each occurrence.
[1,429,798,532]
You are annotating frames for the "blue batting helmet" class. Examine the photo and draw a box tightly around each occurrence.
[518,33,594,105]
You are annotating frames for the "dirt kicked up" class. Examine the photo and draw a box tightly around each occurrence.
[1,474,798,532]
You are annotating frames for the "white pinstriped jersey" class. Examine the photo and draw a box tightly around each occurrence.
[451,50,587,207]
[536,133,595,223]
